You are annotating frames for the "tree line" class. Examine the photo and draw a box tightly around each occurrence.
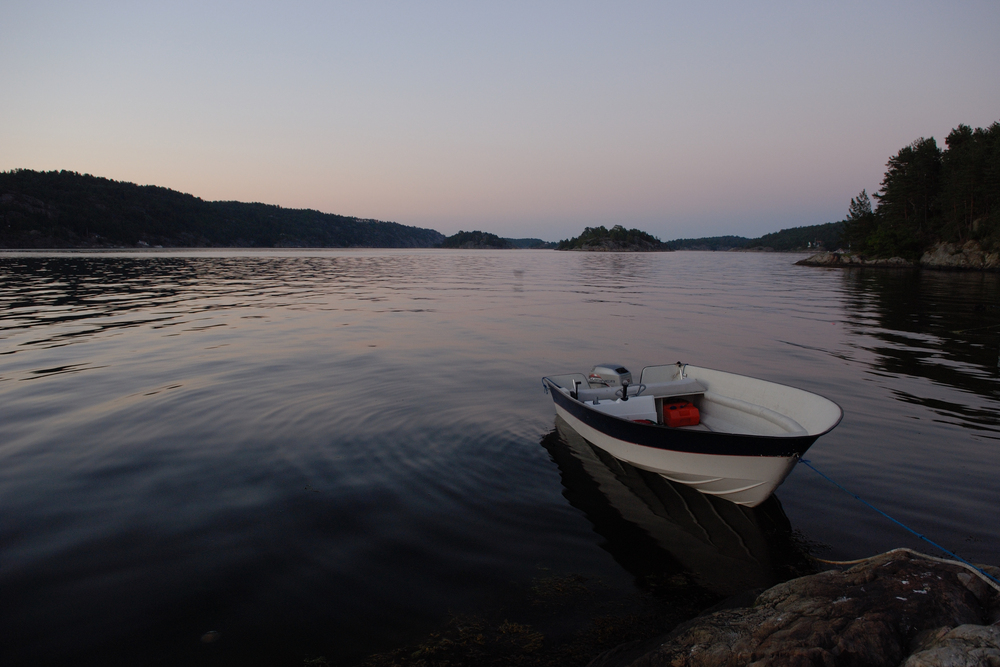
[0,169,444,248]
[744,222,844,252]
[841,121,1000,259]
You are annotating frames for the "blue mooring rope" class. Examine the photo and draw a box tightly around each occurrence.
[798,458,1000,587]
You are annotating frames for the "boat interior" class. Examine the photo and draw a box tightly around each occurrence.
[545,363,842,438]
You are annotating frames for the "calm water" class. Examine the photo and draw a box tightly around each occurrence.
[2,249,999,665]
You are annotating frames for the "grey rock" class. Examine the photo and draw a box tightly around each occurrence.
[590,550,1000,667]
[903,625,1000,667]
[796,241,1000,271]
[795,252,915,268]
[919,242,1000,270]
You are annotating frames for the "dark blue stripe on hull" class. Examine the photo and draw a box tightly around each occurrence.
[547,380,817,459]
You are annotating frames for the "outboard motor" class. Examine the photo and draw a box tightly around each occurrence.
[588,364,632,388]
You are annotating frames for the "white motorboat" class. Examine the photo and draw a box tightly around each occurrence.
[542,362,842,507]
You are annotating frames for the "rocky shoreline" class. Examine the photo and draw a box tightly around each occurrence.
[797,241,1000,271]
[590,549,1000,667]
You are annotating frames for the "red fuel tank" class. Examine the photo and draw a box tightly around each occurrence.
[662,400,700,427]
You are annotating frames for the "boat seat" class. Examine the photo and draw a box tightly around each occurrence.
[576,378,706,403]
[641,378,706,398]
[577,386,631,402]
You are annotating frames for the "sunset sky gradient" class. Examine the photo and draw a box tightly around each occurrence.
[3,1,999,241]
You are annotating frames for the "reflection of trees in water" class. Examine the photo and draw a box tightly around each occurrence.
[577,253,656,285]
[0,254,443,351]
[572,254,660,310]
[540,418,814,599]
[839,268,1000,425]
[2,257,198,346]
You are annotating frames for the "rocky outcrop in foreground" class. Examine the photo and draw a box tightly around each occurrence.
[591,549,1000,667]
[797,241,1000,271]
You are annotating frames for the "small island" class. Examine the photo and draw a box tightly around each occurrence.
[439,230,513,249]
[557,225,670,251]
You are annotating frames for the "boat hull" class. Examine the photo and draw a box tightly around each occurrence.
[544,369,836,507]
[543,416,808,594]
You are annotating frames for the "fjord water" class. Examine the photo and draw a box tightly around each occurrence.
[2,250,999,665]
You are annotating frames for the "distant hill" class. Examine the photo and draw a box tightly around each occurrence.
[437,232,556,249]
[667,235,750,251]
[557,225,669,251]
[0,169,444,248]
[743,221,844,251]
[666,223,844,252]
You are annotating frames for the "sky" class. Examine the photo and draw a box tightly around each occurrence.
[2,1,999,242]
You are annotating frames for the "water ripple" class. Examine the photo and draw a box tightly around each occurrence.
[2,249,1000,666]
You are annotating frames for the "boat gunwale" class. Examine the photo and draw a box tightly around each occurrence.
[542,370,842,459]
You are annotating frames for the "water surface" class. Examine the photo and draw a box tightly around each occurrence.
[2,249,999,665]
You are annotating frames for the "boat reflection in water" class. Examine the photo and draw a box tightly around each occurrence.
[543,416,814,598]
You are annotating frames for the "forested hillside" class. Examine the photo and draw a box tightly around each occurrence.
[0,170,444,248]
[743,221,844,251]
